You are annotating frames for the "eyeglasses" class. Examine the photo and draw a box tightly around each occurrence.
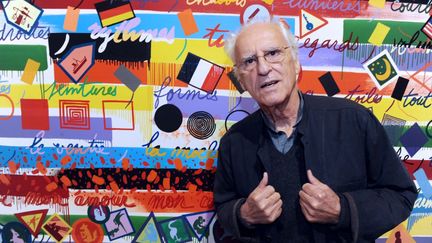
[236,47,290,72]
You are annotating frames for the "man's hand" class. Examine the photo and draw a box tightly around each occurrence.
[299,170,341,224]
[240,172,283,224]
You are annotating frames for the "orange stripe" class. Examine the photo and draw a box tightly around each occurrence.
[54,63,430,96]
[98,4,133,20]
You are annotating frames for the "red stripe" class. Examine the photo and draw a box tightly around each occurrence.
[98,4,133,20]
[423,25,432,37]
[0,174,69,197]
[201,65,224,93]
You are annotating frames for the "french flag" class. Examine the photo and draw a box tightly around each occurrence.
[177,53,225,94]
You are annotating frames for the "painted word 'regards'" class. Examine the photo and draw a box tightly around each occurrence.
[89,17,175,53]
[298,32,359,58]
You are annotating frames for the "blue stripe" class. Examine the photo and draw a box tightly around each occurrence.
[40,13,296,38]
[0,145,218,169]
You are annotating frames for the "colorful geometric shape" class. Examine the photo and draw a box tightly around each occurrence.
[1,0,44,34]
[363,49,399,90]
[71,218,104,243]
[177,9,199,36]
[20,99,49,130]
[132,212,163,243]
[369,0,386,8]
[158,217,191,243]
[42,214,72,243]
[114,65,141,92]
[399,123,429,157]
[184,211,216,241]
[414,169,432,199]
[299,9,328,39]
[421,15,432,40]
[59,100,90,130]
[63,6,80,32]
[385,223,415,243]
[15,209,48,237]
[102,100,135,130]
[58,42,96,84]
[391,77,409,101]
[1,221,32,243]
[368,22,390,46]
[21,58,40,84]
[318,72,340,97]
[95,0,135,28]
[104,208,135,241]
[154,104,183,133]
[177,53,224,94]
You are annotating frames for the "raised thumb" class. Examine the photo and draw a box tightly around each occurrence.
[258,172,268,188]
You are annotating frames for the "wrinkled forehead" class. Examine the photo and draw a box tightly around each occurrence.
[234,23,288,59]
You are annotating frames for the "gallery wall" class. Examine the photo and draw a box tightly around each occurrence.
[0,0,431,242]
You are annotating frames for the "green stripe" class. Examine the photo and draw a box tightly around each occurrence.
[0,214,208,238]
[0,45,48,71]
[343,20,430,45]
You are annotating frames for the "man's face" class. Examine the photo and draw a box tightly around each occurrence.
[234,23,299,109]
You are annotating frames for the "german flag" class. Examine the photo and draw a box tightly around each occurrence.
[95,0,135,27]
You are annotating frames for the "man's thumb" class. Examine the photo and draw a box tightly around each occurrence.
[258,172,268,188]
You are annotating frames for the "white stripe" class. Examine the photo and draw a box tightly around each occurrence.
[189,59,212,89]
[424,24,432,36]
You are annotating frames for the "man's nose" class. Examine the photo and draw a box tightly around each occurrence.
[256,56,271,75]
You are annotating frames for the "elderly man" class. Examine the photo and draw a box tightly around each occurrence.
[213,20,417,242]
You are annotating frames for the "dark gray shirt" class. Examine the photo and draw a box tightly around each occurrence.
[261,92,304,154]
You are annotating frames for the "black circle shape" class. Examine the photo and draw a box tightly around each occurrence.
[187,111,216,140]
[154,104,183,133]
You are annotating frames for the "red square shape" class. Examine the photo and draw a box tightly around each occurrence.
[21,99,50,130]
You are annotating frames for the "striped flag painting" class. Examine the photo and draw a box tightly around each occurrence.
[177,53,225,94]
[95,0,135,27]
[421,16,432,39]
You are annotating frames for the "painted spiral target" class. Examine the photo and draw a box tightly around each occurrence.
[187,111,216,140]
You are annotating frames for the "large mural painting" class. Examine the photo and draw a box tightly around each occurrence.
[0,0,431,242]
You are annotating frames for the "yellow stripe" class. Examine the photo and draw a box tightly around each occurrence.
[101,12,135,27]
[0,84,153,111]
[152,39,233,66]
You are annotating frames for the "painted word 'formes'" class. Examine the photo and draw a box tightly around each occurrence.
[153,76,217,109]
[89,17,175,53]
